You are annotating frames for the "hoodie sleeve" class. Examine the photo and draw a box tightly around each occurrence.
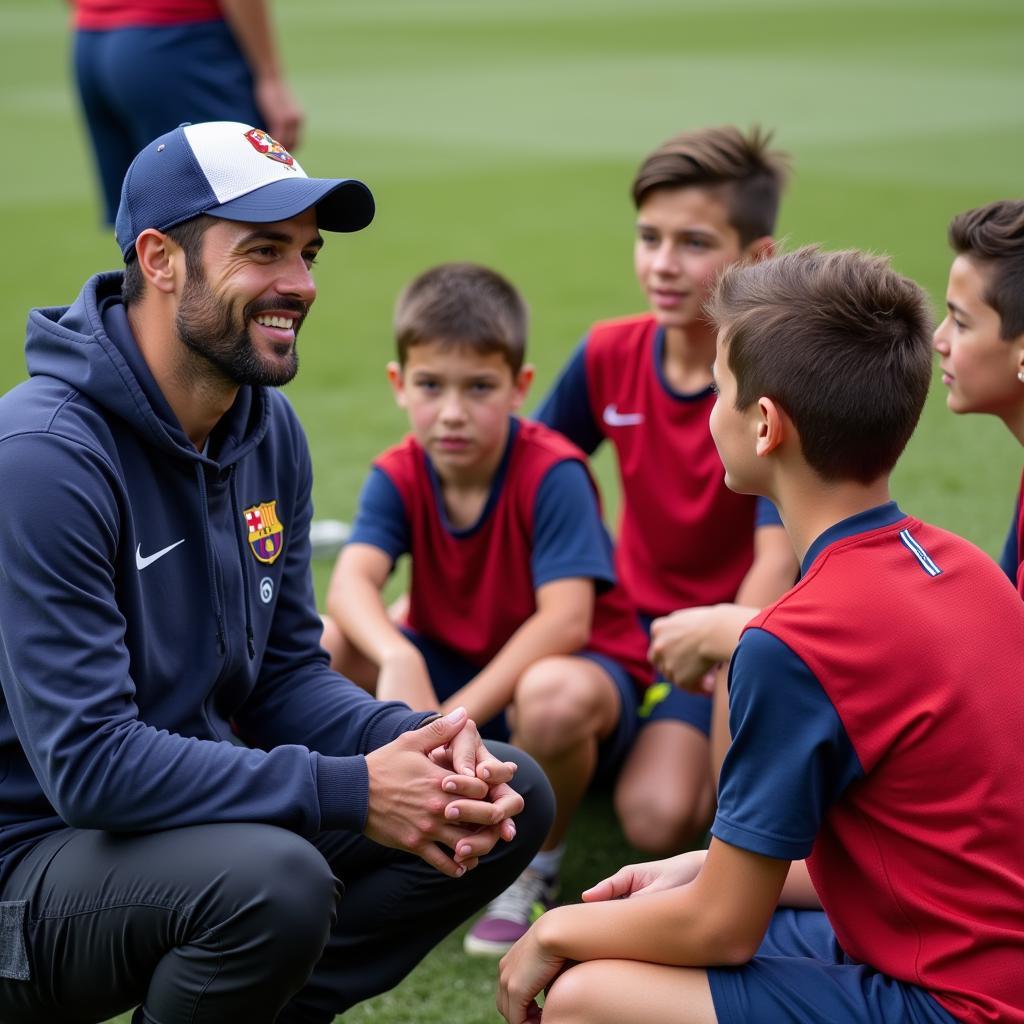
[0,431,374,836]
[235,405,427,765]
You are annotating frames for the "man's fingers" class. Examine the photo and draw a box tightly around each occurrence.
[442,781,523,828]
[411,706,468,752]
[416,841,466,878]
[487,782,525,822]
[442,796,505,828]
[475,754,517,785]
[441,773,489,799]
[447,719,482,776]
[452,825,501,863]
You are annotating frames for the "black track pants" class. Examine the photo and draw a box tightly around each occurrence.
[0,742,553,1024]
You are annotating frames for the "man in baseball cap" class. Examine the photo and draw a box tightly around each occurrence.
[0,122,552,1023]
[115,120,375,259]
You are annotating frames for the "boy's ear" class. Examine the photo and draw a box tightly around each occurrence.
[134,229,180,295]
[755,396,786,457]
[511,364,535,409]
[745,236,775,264]
[385,361,407,407]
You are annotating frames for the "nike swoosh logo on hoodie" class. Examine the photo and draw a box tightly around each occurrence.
[136,539,185,571]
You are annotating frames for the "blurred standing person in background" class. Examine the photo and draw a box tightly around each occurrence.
[71,0,304,224]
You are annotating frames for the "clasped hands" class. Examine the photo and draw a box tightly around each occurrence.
[364,706,523,877]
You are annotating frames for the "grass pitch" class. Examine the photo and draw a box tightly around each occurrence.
[1,1,1022,1021]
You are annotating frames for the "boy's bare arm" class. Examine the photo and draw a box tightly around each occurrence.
[539,838,786,964]
[498,838,788,1020]
[325,543,438,710]
[439,577,594,725]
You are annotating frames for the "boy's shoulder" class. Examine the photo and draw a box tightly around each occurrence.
[516,418,588,465]
[748,511,1024,661]
[371,433,424,489]
[373,432,419,464]
[585,312,658,353]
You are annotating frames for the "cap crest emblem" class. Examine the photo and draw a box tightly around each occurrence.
[244,128,295,168]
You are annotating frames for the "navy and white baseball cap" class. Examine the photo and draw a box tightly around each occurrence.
[115,121,375,260]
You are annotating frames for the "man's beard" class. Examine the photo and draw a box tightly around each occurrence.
[175,269,307,388]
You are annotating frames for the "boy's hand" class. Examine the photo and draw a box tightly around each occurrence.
[581,850,708,902]
[364,709,523,875]
[648,607,719,688]
[376,645,439,710]
[497,916,567,1024]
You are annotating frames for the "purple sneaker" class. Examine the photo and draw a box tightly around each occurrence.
[463,867,559,956]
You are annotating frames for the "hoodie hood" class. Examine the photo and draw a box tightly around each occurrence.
[25,271,270,468]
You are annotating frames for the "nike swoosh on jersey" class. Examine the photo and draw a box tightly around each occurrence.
[136,538,185,571]
[602,403,645,427]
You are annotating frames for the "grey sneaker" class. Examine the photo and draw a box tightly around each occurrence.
[463,867,559,956]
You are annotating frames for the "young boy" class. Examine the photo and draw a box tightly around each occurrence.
[534,126,798,851]
[932,198,1024,597]
[322,262,652,956]
[497,246,1024,1024]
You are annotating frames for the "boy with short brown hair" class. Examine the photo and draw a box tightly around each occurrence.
[535,126,798,853]
[499,245,1024,1024]
[323,262,652,956]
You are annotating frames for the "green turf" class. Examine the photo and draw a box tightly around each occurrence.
[2,1,1022,1021]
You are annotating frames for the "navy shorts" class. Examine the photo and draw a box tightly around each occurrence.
[402,628,639,781]
[636,615,713,736]
[74,21,262,223]
[708,909,959,1024]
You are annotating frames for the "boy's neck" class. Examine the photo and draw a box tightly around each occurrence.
[774,472,894,565]
[431,419,513,528]
[1004,403,1024,446]
[662,323,716,392]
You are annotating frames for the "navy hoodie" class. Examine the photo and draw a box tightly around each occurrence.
[0,272,428,888]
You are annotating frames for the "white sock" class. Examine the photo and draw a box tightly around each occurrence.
[528,843,565,879]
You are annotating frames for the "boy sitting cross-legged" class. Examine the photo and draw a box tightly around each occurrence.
[498,246,1024,1024]
[322,262,652,956]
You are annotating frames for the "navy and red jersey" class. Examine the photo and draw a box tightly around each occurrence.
[997,466,1023,599]
[74,0,223,30]
[350,418,652,691]
[1017,467,1024,597]
[534,313,779,618]
[712,503,1024,1024]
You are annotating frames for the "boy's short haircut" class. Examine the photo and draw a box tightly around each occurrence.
[948,199,1024,340]
[631,126,790,245]
[393,262,529,372]
[710,246,934,485]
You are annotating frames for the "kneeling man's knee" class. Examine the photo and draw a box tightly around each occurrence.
[215,826,338,972]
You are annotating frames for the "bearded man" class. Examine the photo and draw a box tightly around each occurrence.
[0,121,552,1024]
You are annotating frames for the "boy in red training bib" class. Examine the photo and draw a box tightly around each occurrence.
[321,262,652,956]
[498,247,1024,1024]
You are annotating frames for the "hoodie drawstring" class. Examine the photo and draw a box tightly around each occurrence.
[229,469,257,660]
[194,464,227,655]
